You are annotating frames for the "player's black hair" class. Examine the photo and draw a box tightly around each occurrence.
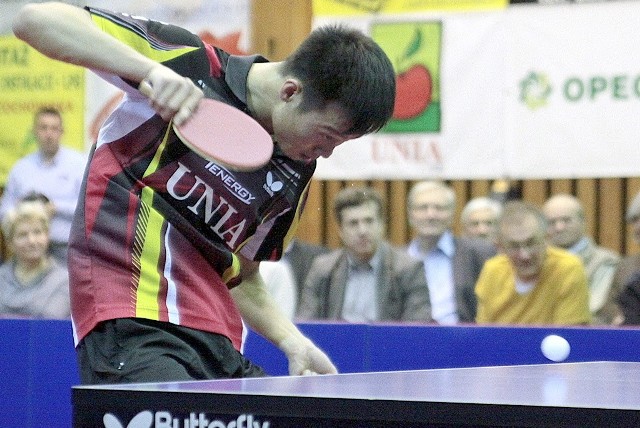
[282,24,396,136]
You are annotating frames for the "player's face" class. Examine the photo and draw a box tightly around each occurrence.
[272,100,358,163]
[543,203,584,248]
[338,201,384,262]
[500,216,547,282]
[11,218,49,265]
[34,113,63,158]
[463,208,498,241]
[408,189,454,239]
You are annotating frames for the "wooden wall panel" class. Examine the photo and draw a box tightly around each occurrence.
[250,0,312,60]
[550,179,573,195]
[325,181,343,249]
[296,180,325,244]
[576,178,598,240]
[388,181,410,246]
[598,178,624,253]
[522,179,548,207]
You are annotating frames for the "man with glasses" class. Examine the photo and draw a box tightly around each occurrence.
[475,201,590,325]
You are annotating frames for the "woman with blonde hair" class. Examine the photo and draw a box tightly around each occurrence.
[0,200,69,319]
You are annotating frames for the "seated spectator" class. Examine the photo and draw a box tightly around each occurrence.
[542,194,620,324]
[0,107,86,264]
[460,197,503,243]
[406,181,495,324]
[475,201,590,325]
[0,201,70,319]
[297,186,431,322]
[608,191,640,324]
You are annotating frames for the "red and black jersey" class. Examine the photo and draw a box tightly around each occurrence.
[69,8,315,350]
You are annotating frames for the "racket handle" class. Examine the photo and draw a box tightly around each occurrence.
[138,79,153,97]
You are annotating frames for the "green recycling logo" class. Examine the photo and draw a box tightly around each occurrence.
[519,72,552,110]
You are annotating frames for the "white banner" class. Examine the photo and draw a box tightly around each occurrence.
[313,1,640,180]
[505,1,640,178]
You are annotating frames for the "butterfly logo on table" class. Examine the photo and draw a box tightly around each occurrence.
[102,411,271,427]
[103,411,152,428]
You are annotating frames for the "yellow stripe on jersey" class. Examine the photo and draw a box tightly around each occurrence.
[221,253,241,285]
[143,126,171,178]
[90,14,198,64]
[134,187,166,319]
[133,128,173,318]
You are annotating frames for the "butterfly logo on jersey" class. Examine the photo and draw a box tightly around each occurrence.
[263,171,283,196]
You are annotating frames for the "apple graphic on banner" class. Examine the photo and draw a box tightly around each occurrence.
[392,64,432,120]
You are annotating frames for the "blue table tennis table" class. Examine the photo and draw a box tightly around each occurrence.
[73,361,640,427]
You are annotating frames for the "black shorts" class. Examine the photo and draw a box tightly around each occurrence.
[76,318,267,385]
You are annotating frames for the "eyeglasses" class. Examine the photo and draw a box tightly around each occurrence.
[501,237,546,253]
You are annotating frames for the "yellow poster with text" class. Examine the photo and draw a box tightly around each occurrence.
[313,0,508,15]
[0,35,85,184]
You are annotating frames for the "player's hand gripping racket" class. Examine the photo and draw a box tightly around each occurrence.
[139,81,273,171]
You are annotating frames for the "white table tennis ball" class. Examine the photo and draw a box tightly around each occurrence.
[540,334,571,362]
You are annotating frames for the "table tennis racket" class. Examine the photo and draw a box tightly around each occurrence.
[139,81,273,171]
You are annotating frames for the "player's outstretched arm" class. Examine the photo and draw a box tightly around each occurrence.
[13,2,154,83]
[12,2,201,125]
[231,257,338,376]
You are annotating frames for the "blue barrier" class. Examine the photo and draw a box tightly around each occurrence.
[0,319,79,428]
[243,322,640,376]
[2,319,640,427]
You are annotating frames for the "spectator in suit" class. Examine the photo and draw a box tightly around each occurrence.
[475,201,591,325]
[406,181,495,324]
[297,186,431,322]
[460,197,503,244]
[608,191,640,325]
[0,107,86,264]
[542,194,620,324]
[0,200,70,319]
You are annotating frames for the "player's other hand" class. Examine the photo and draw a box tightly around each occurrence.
[279,335,338,376]
[138,65,203,126]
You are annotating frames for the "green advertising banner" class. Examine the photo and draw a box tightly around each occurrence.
[0,35,85,184]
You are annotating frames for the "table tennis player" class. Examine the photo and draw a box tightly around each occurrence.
[12,3,395,384]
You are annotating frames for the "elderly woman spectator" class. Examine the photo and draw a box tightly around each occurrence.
[0,200,70,319]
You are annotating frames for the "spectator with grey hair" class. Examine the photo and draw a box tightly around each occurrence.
[607,191,640,324]
[460,197,503,243]
[0,200,70,319]
[542,194,619,324]
[406,181,495,324]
